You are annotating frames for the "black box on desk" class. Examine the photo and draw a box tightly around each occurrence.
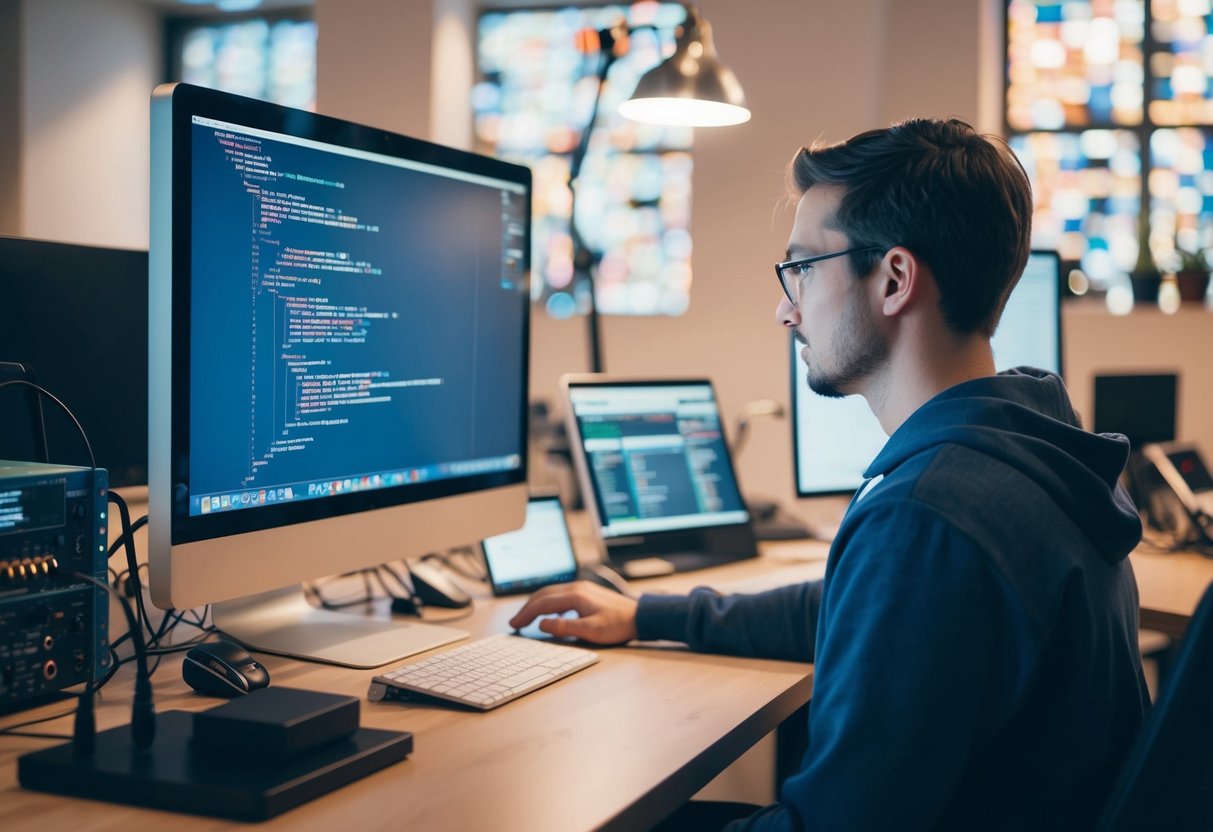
[192,686,361,760]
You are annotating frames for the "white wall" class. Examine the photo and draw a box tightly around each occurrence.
[18,0,160,249]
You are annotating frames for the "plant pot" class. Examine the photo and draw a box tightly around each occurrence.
[1175,269,1210,302]
[1130,271,1162,303]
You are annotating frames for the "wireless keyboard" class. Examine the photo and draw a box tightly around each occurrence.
[366,634,598,710]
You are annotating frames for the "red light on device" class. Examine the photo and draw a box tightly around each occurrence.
[1181,458,1196,474]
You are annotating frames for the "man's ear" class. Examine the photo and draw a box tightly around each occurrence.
[878,247,921,318]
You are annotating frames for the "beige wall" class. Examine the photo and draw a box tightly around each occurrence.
[1065,302,1213,453]
[0,1,20,236]
[315,0,434,137]
[17,0,160,249]
[317,0,995,511]
[8,0,1212,520]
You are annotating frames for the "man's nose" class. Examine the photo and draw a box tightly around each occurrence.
[777,294,800,329]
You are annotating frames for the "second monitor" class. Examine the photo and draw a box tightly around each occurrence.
[792,250,1063,496]
[562,377,758,577]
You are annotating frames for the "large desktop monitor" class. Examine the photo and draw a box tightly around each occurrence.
[0,237,148,487]
[792,250,1063,496]
[149,83,531,667]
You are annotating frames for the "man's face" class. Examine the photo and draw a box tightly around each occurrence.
[779,185,888,399]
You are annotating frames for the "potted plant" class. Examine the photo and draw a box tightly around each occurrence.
[1171,246,1211,303]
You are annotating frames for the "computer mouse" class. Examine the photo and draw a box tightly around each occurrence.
[407,560,472,609]
[182,639,270,697]
[579,563,631,595]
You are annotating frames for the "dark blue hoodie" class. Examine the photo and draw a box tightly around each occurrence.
[636,370,1149,831]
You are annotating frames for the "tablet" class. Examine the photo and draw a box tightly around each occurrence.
[481,494,579,596]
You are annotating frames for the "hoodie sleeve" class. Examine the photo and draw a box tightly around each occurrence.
[724,499,1035,832]
[634,581,823,662]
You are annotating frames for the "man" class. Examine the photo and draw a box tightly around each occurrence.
[511,118,1149,831]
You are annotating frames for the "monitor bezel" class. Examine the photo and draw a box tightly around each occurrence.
[155,83,532,548]
[790,248,1064,498]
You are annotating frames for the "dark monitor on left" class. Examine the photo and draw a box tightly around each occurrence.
[0,236,148,487]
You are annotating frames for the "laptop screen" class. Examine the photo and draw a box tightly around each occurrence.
[566,381,750,538]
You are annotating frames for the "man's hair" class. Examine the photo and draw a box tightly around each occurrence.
[790,118,1032,337]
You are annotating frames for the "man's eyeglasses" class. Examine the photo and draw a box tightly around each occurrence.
[775,246,884,308]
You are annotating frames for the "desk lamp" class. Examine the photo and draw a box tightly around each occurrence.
[571,4,750,372]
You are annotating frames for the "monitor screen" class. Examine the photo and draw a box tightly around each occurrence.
[792,250,1062,496]
[1092,374,1178,448]
[0,237,148,487]
[565,381,749,537]
[149,84,531,665]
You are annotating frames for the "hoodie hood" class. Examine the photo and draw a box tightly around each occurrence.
[864,368,1142,562]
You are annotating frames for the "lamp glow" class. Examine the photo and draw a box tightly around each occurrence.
[620,6,750,128]
[619,97,750,127]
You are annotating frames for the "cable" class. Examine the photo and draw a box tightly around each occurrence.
[107,491,157,642]
[423,548,488,582]
[380,562,417,597]
[0,379,95,469]
[107,514,147,560]
[304,564,475,622]
[68,571,155,749]
[0,730,71,740]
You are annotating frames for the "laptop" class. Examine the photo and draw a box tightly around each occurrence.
[560,376,758,577]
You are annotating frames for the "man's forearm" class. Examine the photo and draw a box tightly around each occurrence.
[635,580,822,661]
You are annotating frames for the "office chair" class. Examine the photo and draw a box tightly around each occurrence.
[1095,581,1213,832]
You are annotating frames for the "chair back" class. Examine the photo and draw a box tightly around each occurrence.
[1096,581,1213,832]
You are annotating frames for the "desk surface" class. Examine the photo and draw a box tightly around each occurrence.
[0,547,825,832]
[3,514,1207,831]
[1130,547,1213,638]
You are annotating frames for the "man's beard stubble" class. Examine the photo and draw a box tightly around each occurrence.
[801,285,887,400]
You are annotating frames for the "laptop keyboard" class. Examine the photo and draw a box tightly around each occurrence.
[366,634,598,710]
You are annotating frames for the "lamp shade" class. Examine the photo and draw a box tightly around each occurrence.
[619,7,750,127]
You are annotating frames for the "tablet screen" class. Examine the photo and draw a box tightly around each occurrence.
[482,496,579,595]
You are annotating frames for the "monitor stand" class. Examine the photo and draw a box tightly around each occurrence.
[212,585,467,669]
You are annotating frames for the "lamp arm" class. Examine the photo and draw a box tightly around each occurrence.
[566,21,664,373]
[567,32,621,373]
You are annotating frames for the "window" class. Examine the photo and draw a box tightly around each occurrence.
[170,16,317,111]
[1006,0,1213,286]
[474,4,693,317]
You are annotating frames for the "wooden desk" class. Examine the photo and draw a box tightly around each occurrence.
[1131,548,1213,639]
[0,551,824,832]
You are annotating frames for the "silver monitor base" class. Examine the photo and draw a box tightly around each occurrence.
[212,585,467,669]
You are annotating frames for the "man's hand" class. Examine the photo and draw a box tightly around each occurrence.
[508,581,639,645]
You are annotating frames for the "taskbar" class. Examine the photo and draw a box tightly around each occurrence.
[191,454,521,517]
